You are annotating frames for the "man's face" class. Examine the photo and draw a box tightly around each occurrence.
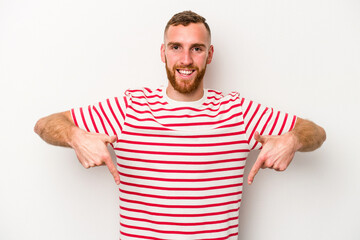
[161,23,214,94]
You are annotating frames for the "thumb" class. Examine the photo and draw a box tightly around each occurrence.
[104,135,117,145]
[254,131,264,144]
[109,135,117,144]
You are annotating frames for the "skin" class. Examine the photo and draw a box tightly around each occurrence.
[161,23,214,101]
[248,118,326,185]
[34,111,120,184]
[34,22,326,186]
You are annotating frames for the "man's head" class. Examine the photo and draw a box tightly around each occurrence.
[161,11,214,96]
[164,11,211,41]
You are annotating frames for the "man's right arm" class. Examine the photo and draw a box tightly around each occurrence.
[34,111,77,147]
[34,111,120,184]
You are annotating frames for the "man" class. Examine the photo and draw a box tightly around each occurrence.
[35,11,326,240]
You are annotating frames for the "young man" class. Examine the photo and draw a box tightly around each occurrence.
[35,11,325,240]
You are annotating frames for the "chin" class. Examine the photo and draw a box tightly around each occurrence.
[173,78,201,94]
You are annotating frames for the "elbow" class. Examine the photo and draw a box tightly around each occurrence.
[320,126,327,145]
[313,125,326,150]
[34,117,45,136]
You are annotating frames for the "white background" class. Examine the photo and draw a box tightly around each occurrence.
[1,0,359,239]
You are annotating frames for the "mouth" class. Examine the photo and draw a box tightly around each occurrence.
[176,69,195,78]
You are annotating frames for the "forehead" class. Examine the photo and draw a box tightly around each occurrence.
[164,23,211,46]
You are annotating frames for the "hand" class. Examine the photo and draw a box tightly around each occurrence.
[70,128,120,185]
[247,131,299,185]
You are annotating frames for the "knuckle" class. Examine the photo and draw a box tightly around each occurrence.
[274,164,286,171]
[279,166,287,171]
[99,153,110,161]
[264,161,272,168]
[81,161,90,168]
[94,160,103,166]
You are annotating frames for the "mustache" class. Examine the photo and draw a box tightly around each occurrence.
[173,64,198,70]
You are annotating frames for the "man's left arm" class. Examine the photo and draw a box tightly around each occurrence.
[247,117,326,184]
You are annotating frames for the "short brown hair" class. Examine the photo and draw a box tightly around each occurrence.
[164,10,211,37]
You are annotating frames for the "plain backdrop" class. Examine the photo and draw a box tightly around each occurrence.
[1,0,359,239]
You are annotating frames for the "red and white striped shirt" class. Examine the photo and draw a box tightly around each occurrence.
[71,86,296,240]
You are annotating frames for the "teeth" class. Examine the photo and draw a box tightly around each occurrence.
[178,69,193,75]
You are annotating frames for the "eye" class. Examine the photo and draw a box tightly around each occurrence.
[171,45,180,50]
[193,47,203,52]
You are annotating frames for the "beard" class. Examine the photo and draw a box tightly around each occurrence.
[165,59,207,94]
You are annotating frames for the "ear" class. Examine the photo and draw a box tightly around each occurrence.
[206,45,214,64]
[161,44,166,63]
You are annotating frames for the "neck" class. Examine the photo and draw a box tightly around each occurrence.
[166,82,204,102]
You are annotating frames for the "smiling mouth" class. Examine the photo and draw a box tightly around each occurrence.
[177,69,195,77]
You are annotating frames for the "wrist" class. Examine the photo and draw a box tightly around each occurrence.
[285,131,302,152]
[68,126,84,148]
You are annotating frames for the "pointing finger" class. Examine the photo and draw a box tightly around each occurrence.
[248,155,264,185]
[104,157,120,185]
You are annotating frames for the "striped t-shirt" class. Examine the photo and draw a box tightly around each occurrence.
[71,86,296,240]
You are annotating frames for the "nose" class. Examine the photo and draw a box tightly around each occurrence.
[180,50,193,66]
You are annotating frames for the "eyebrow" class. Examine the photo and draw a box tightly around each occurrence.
[167,42,207,48]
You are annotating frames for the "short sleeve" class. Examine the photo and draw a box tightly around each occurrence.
[71,95,130,138]
[240,97,297,150]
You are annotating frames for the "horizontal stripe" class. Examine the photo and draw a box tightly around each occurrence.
[119,188,242,200]
[117,139,248,147]
[119,180,243,191]
[120,231,165,240]
[130,94,163,99]
[202,232,239,240]
[118,163,245,174]
[119,197,241,209]
[117,155,247,165]
[131,98,239,112]
[131,100,168,107]
[118,172,244,182]
[128,103,242,119]
[121,130,246,138]
[215,121,244,129]
[120,230,239,240]
[120,206,240,218]
[120,222,238,235]
[126,111,243,127]
[114,147,249,156]
[203,97,237,107]
[120,214,238,226]
[124,122,173,131]
[207,89,223,95]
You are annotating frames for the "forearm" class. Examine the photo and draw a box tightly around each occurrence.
[290,117,326,152]
[34,111,77,147]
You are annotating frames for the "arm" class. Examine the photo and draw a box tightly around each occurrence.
[34,111,120,185]
[247,117,326,185]
[34,111,77,147]
[291,117,326,152]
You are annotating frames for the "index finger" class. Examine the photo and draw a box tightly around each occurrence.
[104,157,120,185]
[248,157,263,185]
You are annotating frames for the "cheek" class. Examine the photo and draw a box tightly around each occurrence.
[166,56,179,67]
[195,55,208,67]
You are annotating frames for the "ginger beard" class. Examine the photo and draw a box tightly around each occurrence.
[165,58,207,94]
